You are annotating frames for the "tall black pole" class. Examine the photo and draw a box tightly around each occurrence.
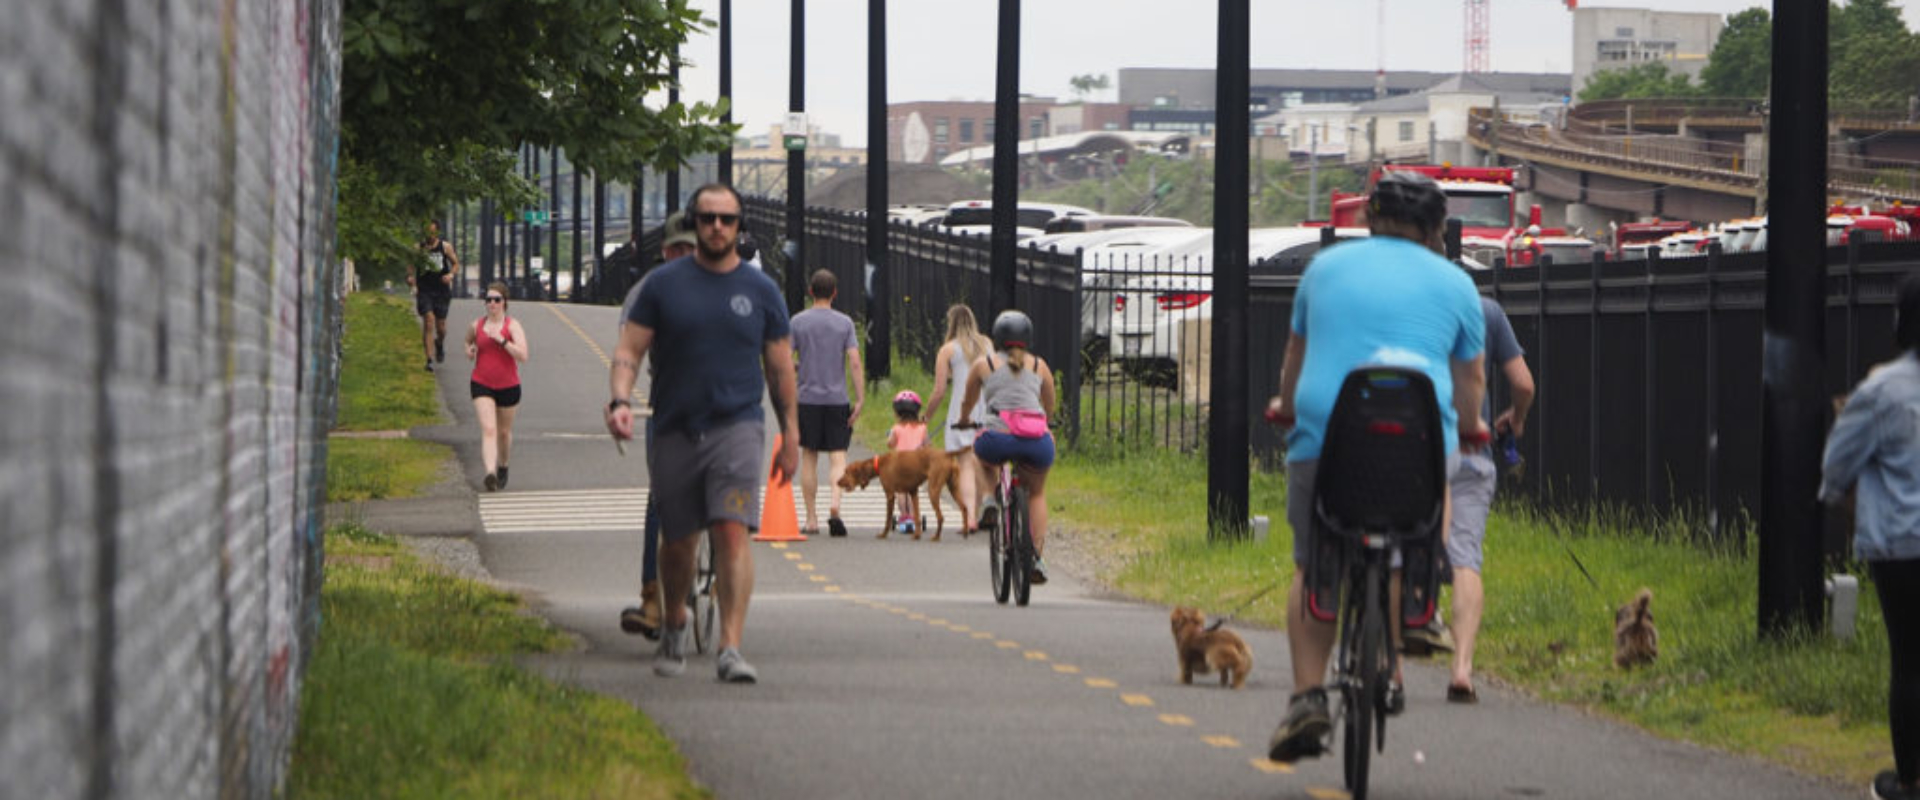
[785,0,808,311]
[667,51,682,213]
[719,0,734,185]
[593,175,606,303]
[989,0,1020,318]
[519,143,532,293]
[571,159,583,302]
[1208,0,1251,540]
[866,0,890,379]
[1757,0,1828,637]
[631,165,644,240]
[549,146,561,301]
[479,198,494,288]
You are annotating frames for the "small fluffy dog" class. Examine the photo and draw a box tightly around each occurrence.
[1170,606,1253,689]
[1613,587,1659,669]
[837,447,972,541]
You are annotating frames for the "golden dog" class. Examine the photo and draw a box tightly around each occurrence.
[1170,606,1253,689]
[837,447,972,541]
[1613,588,1659,669]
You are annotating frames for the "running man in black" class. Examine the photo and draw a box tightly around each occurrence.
[412,220,460,371]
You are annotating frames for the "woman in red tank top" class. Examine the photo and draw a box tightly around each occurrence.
[465,281,530,491]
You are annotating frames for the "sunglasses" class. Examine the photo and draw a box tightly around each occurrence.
[694,212,740,228]
[485,296,505,303]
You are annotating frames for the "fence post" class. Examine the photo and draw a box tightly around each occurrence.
[1705,239,1720,540]
[1065,247,1083,447]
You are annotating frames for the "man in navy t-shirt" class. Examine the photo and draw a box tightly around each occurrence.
[605,184,797,685]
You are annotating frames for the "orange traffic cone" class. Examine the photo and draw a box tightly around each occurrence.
[753,433,806,542]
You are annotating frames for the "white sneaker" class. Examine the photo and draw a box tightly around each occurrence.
[653,624,688,677]
[716,648,758,684]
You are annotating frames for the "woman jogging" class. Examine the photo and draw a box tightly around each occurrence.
[467,281,529,491]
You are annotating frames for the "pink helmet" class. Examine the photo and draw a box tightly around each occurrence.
[893,390,921,405]
[892,390,923,416]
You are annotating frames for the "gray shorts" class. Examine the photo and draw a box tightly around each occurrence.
[648,419,765,540]
[1286,453,1463,566]
[1446,452,1498,572]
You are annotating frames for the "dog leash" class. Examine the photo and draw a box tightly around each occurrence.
[1547,514,1601,590]
[1206,581,1283,631]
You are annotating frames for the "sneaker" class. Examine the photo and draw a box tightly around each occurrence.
[978,497,1002,531]
[483,472,498,492]
[1403,619,1455,656]
[496,466,509,489]
[716,647,759,684]
[1875,770,1919,800]
[653,624,688,677]
[1385,681,1406,716]
[1267,687,1332,763]
[424,359,434,372]
[827,516,847,538]
[619,581,663,638]
[1028,558,1050,585]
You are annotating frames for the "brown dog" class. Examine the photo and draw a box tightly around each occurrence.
[837,447,972,541]
[1613,588,1659,669]
[1170,606,1253,689]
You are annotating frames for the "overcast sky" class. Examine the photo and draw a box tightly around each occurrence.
[658,0,1920,147]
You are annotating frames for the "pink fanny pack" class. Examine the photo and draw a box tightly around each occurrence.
[998,409,1049,439]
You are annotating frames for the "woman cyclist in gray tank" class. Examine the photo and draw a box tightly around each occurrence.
[958,310,1058,584]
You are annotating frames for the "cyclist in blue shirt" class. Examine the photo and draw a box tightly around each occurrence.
[1266,171,1488,763]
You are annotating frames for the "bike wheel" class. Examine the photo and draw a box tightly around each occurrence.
[1011,486,1033,607]
[691,537,716,655]
[989,495,1010,604]
[1342,560,1386,800]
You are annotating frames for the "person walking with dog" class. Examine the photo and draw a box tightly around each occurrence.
[412,220,460,372]
[791,269,866,537]
[605,183,798,684]
[1822,273,1920,800]
[885,391,929,535]
[957,310,1058,584]
[923,304,995,534]
[466,281,529,492]
[1263,171,1487,764]
[1436,295,1533,704]
[617,212,697,641]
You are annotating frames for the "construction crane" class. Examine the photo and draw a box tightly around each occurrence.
[1464,0,1577,74]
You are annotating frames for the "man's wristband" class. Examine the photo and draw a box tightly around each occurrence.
[607,399,631,413]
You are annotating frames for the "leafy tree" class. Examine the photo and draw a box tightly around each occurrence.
[1828,0,1920,108]
[1699,8,1771,97]
[1068,73,1112,101]
[340,0,735,272]
[1578,63,1702,102]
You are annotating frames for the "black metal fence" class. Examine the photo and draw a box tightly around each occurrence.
[1247,240,1919,548]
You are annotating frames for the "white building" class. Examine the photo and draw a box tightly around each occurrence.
[1571,8,1723,96]
[1263,73,1565,166]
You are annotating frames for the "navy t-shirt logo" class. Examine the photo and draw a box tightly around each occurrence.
[730,295,753,317]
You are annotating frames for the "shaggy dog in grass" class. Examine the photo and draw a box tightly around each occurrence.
[1170,606,1253,689]
[1613,588,1659,669]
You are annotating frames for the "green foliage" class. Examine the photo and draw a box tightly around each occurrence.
[327,438,450,502]
[1699,8,1772,97]
[1579,62,1702,102]
[1068,73,1111,100]
[1024,154,1363,228]
[338,0,737,264]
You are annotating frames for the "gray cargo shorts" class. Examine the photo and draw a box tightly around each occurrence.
[1445,451,1498,572]
[648,419,765,540]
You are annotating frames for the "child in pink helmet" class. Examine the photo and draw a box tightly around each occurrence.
[886,391,928,534]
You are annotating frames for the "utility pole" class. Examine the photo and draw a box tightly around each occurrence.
[1307,126,1319,220]
[989,0,1020,318]
[718,0,733,186]
[785,0,808,310]
[548,146,560,301]
[866,0,891,379]
[667,50,681,213]
[1757,0,1827,638]
[1208,0,1251,540]
[571,159,582,303]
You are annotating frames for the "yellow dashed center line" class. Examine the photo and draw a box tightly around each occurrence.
[995,640,1020,649]
[544,303,642,404]
[808,575,829,583]
[1250,758,1296,775]
[1023,650,1049,661]
[1205,735,1243,749]
[1120,694,1154,707]
[1085,678,1117,689]
[783,552,804,560]
[824,586,841,593]
[1051,664,1080,674]
[906,613,926,621]
[1159,714,1195,727]
[949,624,971,632]
[971,631,994,640]
[1303,785,1347,797]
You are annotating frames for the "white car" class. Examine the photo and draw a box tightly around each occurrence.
[941,200,1096,240]
[1110,228,1367,379]
[1053,226,1212,348]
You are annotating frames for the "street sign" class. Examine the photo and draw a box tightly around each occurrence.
[783,112,808,152]
[522,210,551,225]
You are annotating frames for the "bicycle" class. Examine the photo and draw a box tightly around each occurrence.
[954,421,1038,607]
[1276,367,1448,800]
[689,535,718,653]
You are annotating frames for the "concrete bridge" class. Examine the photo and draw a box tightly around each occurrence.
[1458,99,1920,234]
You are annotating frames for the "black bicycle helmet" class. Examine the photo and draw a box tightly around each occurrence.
[991,310,1034,351]
[1369,170,1448,233]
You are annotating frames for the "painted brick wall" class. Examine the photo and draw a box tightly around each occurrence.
[0,0,342,797]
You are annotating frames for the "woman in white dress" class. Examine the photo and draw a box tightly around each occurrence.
[922,304,994,533]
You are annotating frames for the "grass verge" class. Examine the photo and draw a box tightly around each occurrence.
[336,291,443,431]
[290,523,709,800]
[326,438,453,503]
[863,350,1890,786]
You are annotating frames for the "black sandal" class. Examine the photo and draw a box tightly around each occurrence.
[1447,684,1479,704]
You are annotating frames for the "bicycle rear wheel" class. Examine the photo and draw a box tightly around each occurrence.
[989,493,1010,604]
[692,537,717,654]
[1342,560,1385,799]
[1011,486,1032,607]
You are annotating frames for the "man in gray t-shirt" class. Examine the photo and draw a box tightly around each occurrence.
[790,269,866,537]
